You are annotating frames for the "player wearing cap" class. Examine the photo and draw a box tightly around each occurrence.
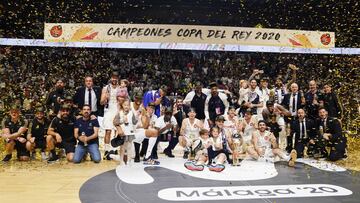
[1,105,29,162]
[46,104,77,163]
[26,107,50,160]
[62,95,81,118]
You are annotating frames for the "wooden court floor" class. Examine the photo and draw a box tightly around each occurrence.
[0,159,118,203]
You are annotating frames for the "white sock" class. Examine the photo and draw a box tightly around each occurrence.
[109,154,121,161]
[145,137,157,159]
[282,154,290,161]
[104,144,111,151]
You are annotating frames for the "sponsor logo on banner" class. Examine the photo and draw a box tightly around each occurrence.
[158,184,352,201]
[44,23,335,48]
[320,33,332,45]
[50,25,62,38]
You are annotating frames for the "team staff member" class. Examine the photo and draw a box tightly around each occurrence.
[46,78,67,116]
[73,76,103,116]
[26,107,50,160]
[47,104,77,163]
[318,108,347,161]
[1,105,29,162]
[73,105,101,163]
[290,109,324,158]
[281,83,305,153]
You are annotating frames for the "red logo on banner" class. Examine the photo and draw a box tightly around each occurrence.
[50,25,62,38]
[320,34,331,45]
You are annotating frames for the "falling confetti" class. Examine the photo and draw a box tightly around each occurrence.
[0,1,359,170]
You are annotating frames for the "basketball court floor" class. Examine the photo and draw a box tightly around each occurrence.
[1,150,359,203]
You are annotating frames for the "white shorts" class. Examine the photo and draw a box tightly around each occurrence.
[133,128,146,144]
[263,147,274,158]
[183,136,194,147]
[277,117,285,126]
[102,109,117,130]
[212,154,228,165]
[97,116,104,129]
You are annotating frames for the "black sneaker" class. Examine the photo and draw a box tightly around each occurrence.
[183,151,189,159]
[31,152,36,160]
[2,154,12,162]
[139,150,145,157]
[164,149,175,158]
[47,155,59,163]
[134,156,140,163]
[103,151,111,160]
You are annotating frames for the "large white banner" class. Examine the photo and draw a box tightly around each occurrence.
[44,23,335,49]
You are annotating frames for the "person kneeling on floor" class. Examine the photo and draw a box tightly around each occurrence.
[1,105,30,162]
[47,104,76,163]
[73,105,101,163]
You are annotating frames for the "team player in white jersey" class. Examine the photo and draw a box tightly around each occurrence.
[224,106,241,135]
[178,108,204,159]
[130,92,143,116]
[239,110,258,153]
[247,120,297,167]
[100,72,123,160]
[131,102,159,164]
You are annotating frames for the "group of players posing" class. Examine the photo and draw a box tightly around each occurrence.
[2,71,345,173]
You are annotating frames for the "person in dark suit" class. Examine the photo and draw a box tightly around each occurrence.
[281,83,305,152]
[318,108,347,161]
[281,83,305,117]
[73,76,103,117]
[290,109,326,158]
